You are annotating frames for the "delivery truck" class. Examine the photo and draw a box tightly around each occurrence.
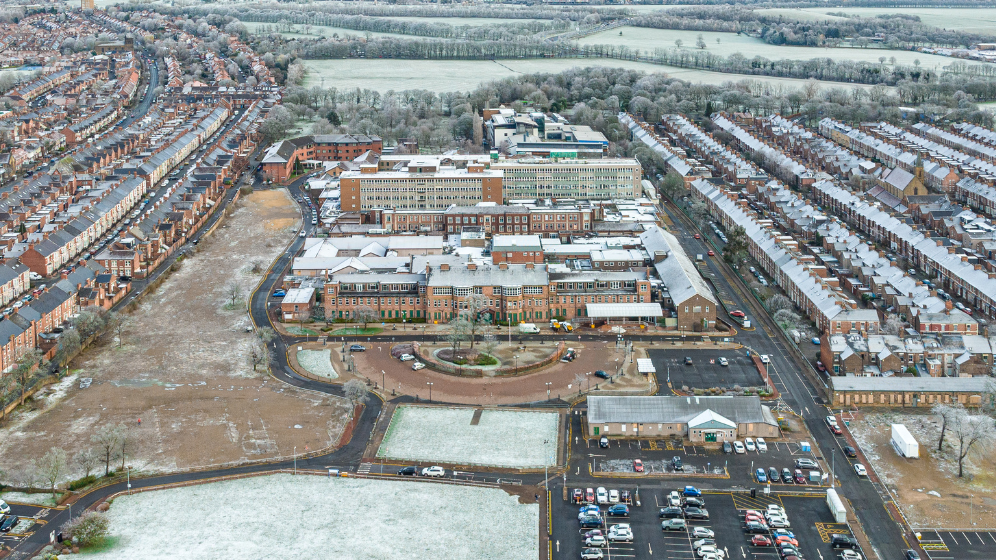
[518,323,540,334]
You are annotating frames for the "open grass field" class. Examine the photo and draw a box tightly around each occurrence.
[79,474,539,560]
[303,57,892,93]
[580,26,985,71]
[757,7,996,35]
[377,405,560,468]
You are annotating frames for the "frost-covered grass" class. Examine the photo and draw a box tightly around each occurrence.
[297,349,338,379]
[1,491,57,507]
[377,405,558,468]
[78,474,538,560]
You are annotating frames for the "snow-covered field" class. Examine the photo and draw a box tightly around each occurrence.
[80,474,538,560]
[297,349,338,379]
[1,491,57,507]
[377,406,559,468]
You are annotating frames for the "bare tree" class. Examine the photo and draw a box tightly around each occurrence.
[933,403,962,452]
[11,348,42,406]
[574,373,586,395]
[257,326,276,343]
[225,280,245,308]
[767,294,793,313]
[58,329,82,367]
[446,316,472,354]
[883,314,904,336]
[950,409,994,478]
[0,375,20,420]
[38,447,67,499]
[106,312,126,348]
[459,293,491,350]
[343,378,367,406]
[354,305,377,330]
[247,338,271,372]
[74,448,99,478]
[91,424,123,476]
[481,327,499,358]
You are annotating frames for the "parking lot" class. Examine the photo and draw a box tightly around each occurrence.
[916,529,996,559]
[647,349,763,390]
[587,436,830,489]
[554,481,862,560]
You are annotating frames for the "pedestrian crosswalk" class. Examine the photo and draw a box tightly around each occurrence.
[357,463,372,474]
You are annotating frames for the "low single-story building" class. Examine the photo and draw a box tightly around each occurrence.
[281,287,316,321]
[830,376,992,408]
[586,395,780,442]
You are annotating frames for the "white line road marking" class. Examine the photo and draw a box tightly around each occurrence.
[989,531,996,544]
[649,544,653,555]
[948,532,958,545]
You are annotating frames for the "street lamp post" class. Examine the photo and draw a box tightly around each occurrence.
[126,466,131,490]
[545,382,552,400]
[294,446,297,475]
[427,382,433,402]
[381,369,385,390]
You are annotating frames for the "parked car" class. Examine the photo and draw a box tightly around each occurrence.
[854,464,868,477]
[661,518,687,531]
[596,487,609,504]
[723,441,732,454]
[767,516,791,528]
[903,551,920,560]
[768,467,779,482]
[733,441,746,454]
[730,310,746,318]
[793,469,807,484]
[584,529,603,539]
[667,491,681,507]
[684,356,693,365]
[692,527,714,538]
[633,459,644,473]
[745,438,756,452]
[349,344,366,352]
[755,468,767,483]
[843,445,857,457]
[580,548,604,559]
[272,289,286,297]
[771,529,796,540]
[608,504,629,517]
[756,438,767,452]
[795,458,819,469]
[671,456,683,471]
[659,506,683,519]
[580,516,603,529]
[774,536,799,547]
[684,507,709,520]
[693,538,716,549]
[420,466,445,477]
[398,353,415,361]
[0,515,17,533]
[781,468,794,483]
[831,534,860,550]
[751,535,773,546]
[839,551,863,560]
[608,489,620,503]
[397,466,418,476]
[744,521,769,534]
[607,526,633,542]
[718,357,729,366]
[584,535,607,548]
[585,488,595,503]
[599,437,609,448]
[683,497,705,508]
[578,505,600,520]
[572,488,584,503]
[682,486,702,497]
[594,370,610,379]
[411,362,426,371]
[0,500,8,515]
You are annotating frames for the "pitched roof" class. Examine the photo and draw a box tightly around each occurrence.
[588,395,777,426]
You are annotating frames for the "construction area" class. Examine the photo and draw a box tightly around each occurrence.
[0,190,353,480]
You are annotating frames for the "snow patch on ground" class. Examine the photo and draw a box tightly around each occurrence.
[1,491,57,507]
[377,405,558,468]
[297,350,338,379]
[81,474,538,560]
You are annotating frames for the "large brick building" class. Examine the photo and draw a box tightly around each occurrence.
[323,260,655,325]
[260,134,383,183]
[376,203,595,236]
[339,157,502,212]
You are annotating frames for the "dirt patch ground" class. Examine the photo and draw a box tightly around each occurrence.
[849,409,996,528]
[0,189,352,482]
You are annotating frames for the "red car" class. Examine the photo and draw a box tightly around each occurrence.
[775,536,799,547]
[793,469,807,484]
[730,310,746,318]
[573,488,584,503]
[829,423,843,435]
[633,459,644,472]
[707,250,715,256]
[751,535,772,547]
[816,360,826,372]
[694,234,701,239]
[585,488,595,503]
[745,513,765,524]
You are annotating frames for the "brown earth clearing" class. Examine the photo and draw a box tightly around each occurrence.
[0,189,352,485]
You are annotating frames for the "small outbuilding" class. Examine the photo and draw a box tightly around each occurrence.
[586,395,780,442]
[281,287,316,322]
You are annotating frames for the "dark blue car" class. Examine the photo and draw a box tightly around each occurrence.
[608,504,629,517]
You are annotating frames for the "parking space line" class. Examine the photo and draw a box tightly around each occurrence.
[989,531,996,544]
[948,532,958,545]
